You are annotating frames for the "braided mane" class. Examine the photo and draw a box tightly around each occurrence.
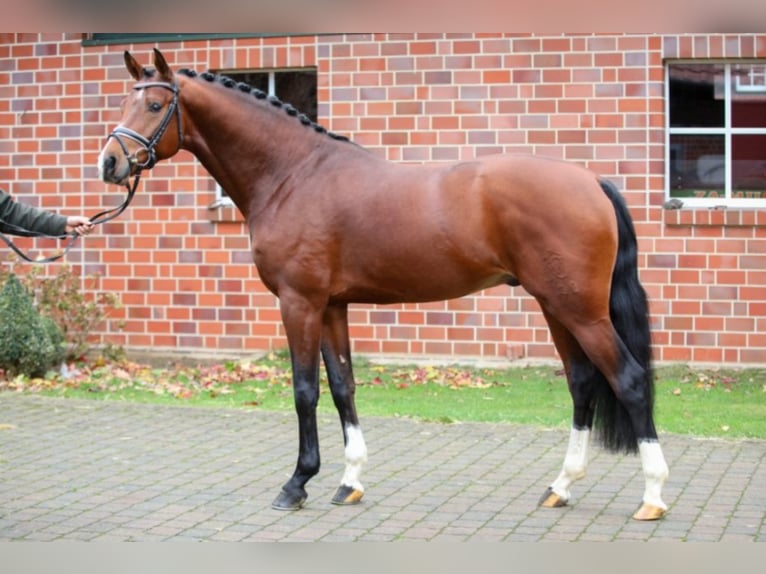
[176,68,351,144]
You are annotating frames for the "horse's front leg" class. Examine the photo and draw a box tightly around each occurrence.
[271,292,325,511]
[321,304,368,505]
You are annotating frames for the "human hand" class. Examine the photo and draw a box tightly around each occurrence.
[65,216,95,236]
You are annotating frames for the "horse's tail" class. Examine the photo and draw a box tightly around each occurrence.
[592,179,654,454]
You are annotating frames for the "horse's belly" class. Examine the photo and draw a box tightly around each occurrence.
[330,268,510,305]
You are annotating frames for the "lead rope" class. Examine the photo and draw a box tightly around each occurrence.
[0,174,140,264]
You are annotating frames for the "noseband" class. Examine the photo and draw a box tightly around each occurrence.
[107,81,183,171]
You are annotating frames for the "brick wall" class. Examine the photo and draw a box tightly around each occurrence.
[1,33,765,365]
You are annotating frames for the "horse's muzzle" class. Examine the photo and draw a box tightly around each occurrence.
[99,151,131,186]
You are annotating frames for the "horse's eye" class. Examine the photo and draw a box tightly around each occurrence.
[149,102,163,113]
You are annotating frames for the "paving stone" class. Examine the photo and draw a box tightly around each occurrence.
[1,394,764,541]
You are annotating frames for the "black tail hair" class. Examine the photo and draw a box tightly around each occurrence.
[591,179,655,454]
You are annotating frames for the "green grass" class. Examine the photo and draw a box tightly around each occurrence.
[652,365,766,438]
[3,352,765,439]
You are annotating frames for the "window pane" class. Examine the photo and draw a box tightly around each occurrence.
[732,134,766,197]
[731,63,766,128]
[668,64,724,128]
[275,70,318,122]
[669,134,725,198]
[228,71,269,94]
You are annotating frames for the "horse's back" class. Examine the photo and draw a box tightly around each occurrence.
[472,154,613,219]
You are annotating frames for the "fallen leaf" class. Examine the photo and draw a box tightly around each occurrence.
[672,388,682,396]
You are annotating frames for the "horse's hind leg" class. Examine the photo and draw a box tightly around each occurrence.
[539,313,598,509]
[609,334,669,520]
[538,310,669,520]
[321,304,368,505]
[570,319,669,521]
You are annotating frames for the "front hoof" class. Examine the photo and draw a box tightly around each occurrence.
[272,488,307,511]
[331,485,364,506]
[632,503,666,521]
[539,487,568,508]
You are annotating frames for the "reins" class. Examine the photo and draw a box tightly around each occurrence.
[1,80,180,264]
[0,177,139,264]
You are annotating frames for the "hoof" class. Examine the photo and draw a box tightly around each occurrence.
[632,503,666,521]
[539,487,568,508]
[331,484,364,506]
[271,488,307,511]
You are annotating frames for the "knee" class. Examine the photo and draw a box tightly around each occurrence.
[330,379,356,409]
[294,384,319,412]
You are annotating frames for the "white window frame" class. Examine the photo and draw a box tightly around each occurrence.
[734,63,766,93]
[665,60,766,208]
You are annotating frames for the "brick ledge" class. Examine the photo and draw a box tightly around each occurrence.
[663,208,766,227]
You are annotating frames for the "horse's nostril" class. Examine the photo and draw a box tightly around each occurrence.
[101,154,119,181]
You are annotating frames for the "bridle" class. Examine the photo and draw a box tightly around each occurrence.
[107,80,183,172]
[1,80,182,264]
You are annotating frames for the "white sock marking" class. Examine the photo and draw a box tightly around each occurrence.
[549,427,590,502]
[340,424,367,492]
[639,440,669,510]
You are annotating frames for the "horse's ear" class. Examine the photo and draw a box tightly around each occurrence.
[124,51,143,81]
[153,48,173,82]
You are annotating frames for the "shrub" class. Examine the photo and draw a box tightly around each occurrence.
[42,315,66,363]
[0,273,65,377]
[0,259,123,363]
[22,263,123,360]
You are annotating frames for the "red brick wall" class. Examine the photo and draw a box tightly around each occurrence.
[1,33,765,365]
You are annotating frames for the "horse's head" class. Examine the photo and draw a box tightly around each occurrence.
[99,48,183,186]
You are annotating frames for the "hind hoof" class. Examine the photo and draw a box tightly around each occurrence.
[539,487,568,508]
[632,503,666,521]
[331,485,364,505]
[271,488,307,511]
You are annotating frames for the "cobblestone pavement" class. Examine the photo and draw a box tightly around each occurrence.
[1,395,764,541]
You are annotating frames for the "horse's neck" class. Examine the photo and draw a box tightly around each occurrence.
[180,82,316,218]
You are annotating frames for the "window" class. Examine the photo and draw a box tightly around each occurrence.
[666,61,766,207]
[210,68,318,207]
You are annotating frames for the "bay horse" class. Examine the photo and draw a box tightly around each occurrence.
[98,49,669,521]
